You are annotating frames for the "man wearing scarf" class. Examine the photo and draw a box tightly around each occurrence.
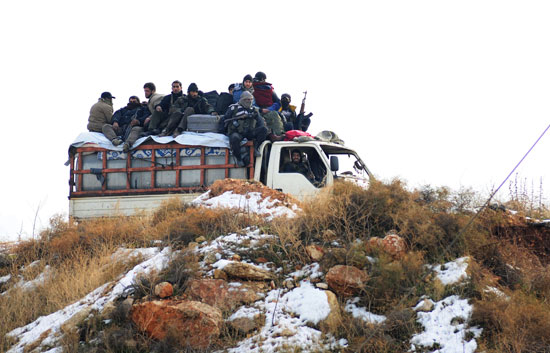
[220,91,267,167]
[102,96,150,152]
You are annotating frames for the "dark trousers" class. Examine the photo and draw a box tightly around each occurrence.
[164,107,195,133]
[148,110,169,131]
[229,126,268,161]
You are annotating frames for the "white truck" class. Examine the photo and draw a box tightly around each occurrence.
[68,132,371,219]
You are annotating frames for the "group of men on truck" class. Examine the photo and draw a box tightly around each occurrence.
[88,71,314,171]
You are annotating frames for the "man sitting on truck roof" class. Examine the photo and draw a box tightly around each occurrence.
[252,71,285,141]
[142,82,164,130]
[87,91,115,134]
[146,80,184,135]
[220,91,267,167]
[283,149,315,182]
[103,96,150,152]
[160,83,217,137]
[233,74,255,104]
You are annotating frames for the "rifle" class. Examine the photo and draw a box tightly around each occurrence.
[299,91,308,115]
[223,109,256,127]
[296,91,313,131]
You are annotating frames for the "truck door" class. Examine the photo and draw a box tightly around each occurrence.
[270,146,327,199]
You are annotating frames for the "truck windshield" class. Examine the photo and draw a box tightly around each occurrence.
[321,146,370,180]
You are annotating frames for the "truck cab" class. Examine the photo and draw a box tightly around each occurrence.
[255,140,371,200]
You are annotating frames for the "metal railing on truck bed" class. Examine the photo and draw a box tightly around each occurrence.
[68,141,254,198]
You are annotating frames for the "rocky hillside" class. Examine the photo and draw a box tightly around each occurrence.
[1,179,549,353]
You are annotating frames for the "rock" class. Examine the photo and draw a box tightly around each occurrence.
[186,279,260,311]
[119,298,134,319]
[187,242,199,250]
[319,290,342,332]
[213,269,228,280]
[381,233,407,259]
[204,252,218,265]
[131,299,222,349]
[415,298,435,312]
[231,254,242,261]
[228,314,265,334]
[222,262,274,281]
[325,265,368,296]
[367,233,407,259]
[305,245,325,261]
[195,236,207,243]
[154,282,173,298]
[315,283,329,290]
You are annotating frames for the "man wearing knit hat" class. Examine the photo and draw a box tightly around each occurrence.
[160,82,217,137]
[232,74,255,104]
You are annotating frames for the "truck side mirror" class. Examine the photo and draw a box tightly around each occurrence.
[330,156,339,172]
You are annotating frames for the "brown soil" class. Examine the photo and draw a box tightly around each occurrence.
[207,179,299,208]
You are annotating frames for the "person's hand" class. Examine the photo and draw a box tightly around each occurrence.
[261,108,269,114]
[156,106,163,112]
[113,122,120,132]
[130,119,139,126]
[144,117,151,125]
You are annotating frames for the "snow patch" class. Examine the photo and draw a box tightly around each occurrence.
[410,295,482,353]
[193,190,298,220]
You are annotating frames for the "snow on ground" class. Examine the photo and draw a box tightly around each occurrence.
[410,295,482,353]
[432,256,469,285]
[222,281,346,353]
[199,228,274,258]
[192,190,298,220]
[345,297,386,324]
[6,247,171,353]
[198,228,280,274]
[287,262,323,280]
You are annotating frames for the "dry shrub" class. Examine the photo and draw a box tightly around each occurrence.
[473,293,550,352]
[361,251,426,312]
[11,214,152,267]
[292,179,481,263]
[339,308,416,353]
[471,236,544,291]
[158,250,200,295]
[150,199,260,245]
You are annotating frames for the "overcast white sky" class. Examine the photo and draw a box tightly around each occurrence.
[1,0,549,241]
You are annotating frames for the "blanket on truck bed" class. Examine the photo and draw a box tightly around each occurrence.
[70,131,230,150]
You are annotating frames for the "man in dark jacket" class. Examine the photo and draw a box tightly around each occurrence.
[102,96,150,152]
[220,91,267,167]
[252,71,284,139]
[161,83,217,137]
[215,83,235,115]
[283,149,315,182]
[147,80,184,135]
